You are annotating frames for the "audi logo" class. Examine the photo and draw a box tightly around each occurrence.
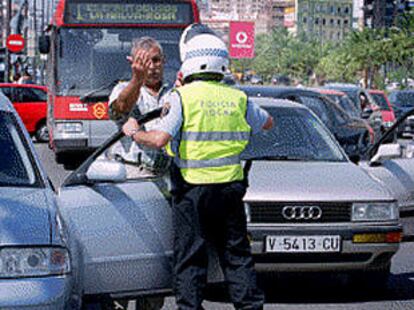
[282,206,323,220]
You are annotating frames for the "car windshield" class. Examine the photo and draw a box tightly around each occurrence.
[0,111,39,187]
[391,92,414,108]
[57,28,182,96]
[370,93,391,111]
[242,106,347,162]
[327,94,360,118]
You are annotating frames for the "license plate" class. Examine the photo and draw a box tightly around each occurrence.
[265,235,341,253]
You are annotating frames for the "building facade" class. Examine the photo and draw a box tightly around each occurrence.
[201,0,295,40]
[297,0,354,41]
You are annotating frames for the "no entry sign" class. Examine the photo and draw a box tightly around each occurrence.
[6,34,25,53]
[229,21,255,59]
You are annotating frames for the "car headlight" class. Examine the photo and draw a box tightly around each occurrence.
[0,247,70,278]
[352,202,398,221]
[56,122,83,133]
[383,121,394,128]
[244,203,251,223]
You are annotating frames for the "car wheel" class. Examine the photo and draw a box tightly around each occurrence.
[35,122,49,143]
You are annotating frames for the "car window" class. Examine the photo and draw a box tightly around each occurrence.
[394,92,414,108]
[0,111,40,187]
[298,95,331,126]
[242,106,346,162]
[0,87,13,100]
[333,95,359,118]
[16,88,46,102]
[370,93,390,111]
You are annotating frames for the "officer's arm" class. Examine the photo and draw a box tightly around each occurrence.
[132,130,172,149]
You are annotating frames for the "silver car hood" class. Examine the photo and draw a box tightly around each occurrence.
[244,161,393,202]
[0,188,51,245]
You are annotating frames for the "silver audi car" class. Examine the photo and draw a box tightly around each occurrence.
[241,98,402,284]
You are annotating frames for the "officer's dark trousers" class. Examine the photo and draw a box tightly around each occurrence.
[172,181,264,310]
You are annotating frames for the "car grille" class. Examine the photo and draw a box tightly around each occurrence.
[248,202,351,223]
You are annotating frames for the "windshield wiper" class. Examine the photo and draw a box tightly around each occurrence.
[80,78,125,103]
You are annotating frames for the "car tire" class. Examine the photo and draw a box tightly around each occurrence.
[35,122,49,143]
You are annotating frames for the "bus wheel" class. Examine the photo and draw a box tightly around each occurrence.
[35,121,49,143]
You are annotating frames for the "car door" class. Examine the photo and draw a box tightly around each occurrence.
[13,87,47,133]
[57,139,173,296]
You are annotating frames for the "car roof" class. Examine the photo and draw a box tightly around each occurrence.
[368,89,385,94]
[239,85,322,97]
[0,91,15,112]
[314,88,346,96]
[0,83,47,91]
[250,96,307,110]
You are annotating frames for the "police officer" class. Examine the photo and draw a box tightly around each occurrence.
[123,24,273,310]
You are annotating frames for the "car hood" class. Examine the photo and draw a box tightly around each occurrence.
[0,188,52,246]
[244,161,393,202]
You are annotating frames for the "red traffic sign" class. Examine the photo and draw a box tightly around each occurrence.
[6,34,25,53]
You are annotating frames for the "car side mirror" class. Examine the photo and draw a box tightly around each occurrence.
[38,35,50,54]
[370,143,401,165]
[86,159,127,183]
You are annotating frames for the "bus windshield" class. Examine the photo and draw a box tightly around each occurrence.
[57,27,182,96]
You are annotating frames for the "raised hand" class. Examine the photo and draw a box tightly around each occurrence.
[127,49,151,86]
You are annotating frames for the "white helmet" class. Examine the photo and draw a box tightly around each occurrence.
[179,24,229,80]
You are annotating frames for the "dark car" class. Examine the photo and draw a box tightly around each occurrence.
[388,90,414,137]
[324,84,383,130]
[239,85,375,159]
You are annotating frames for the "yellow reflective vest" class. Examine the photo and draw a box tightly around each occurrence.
[169,81,251,184]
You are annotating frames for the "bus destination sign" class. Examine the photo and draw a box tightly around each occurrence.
[65,3,193,25]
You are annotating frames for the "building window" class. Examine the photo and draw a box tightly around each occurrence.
[303,17,307,24]
[315,17,319,25]
[344,6,349,14]
[338,7,341,14]
[337,19,341,26]
[323,18,326,25]
[330,19,334,26]
[330,6,335,14]
[344,19,349,26]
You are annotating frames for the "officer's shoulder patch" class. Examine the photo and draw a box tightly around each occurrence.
[161,101,171,118]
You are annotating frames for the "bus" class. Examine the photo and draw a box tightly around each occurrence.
[40,0,199,165]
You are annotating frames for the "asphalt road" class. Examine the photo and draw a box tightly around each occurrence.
[35,143,414,310]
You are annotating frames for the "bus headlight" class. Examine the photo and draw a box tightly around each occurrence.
[352,202,398,221]
[0,247,70,278]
